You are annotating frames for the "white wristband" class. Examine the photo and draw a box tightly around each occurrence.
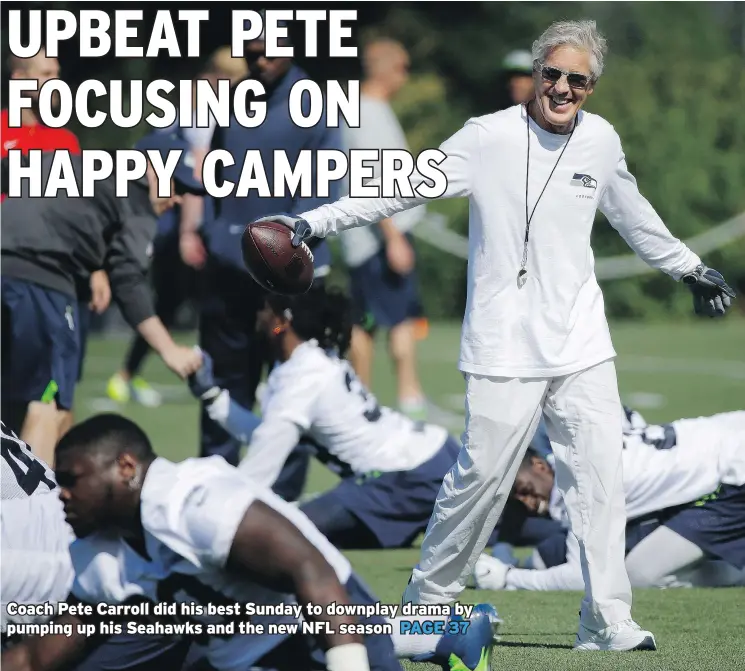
[325,643,371,671]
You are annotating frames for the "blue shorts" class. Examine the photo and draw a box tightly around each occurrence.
[665,483,745,569]
[1,278,79,410]
[349,241,422,331]
[1,631,193,671]
[72,634,194,671]
[326,435,460,549]
[532,530,570,568]
[536,484,745,571]
[535,511,668,569]
[240,574,401,671]
[76,301,91,383]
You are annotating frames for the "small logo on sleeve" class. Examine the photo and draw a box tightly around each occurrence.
[571,173,597,189]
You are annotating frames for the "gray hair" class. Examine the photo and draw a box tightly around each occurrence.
[531,20,608,82]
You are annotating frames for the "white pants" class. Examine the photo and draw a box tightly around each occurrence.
[403,358,632,630]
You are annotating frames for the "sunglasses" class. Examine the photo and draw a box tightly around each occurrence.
[537,64,591,90]
[244,49,287,65]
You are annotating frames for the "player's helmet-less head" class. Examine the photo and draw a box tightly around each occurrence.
[258,286,355,357]
[54,414,156,538]
[530,19,607,132]
[243,11,293,88]
[512,449,555,516]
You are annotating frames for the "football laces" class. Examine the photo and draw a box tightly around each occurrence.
[300,241,314,262]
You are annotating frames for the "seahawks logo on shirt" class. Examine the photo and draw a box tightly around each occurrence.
[570,173,597,189]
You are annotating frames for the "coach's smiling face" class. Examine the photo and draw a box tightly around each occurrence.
[533,45,594,133]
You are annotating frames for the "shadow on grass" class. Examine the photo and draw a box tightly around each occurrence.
[497,640,574,650]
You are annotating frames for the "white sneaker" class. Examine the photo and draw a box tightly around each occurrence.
[574,619,657,652]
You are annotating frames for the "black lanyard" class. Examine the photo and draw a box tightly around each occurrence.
[519,104,576,286]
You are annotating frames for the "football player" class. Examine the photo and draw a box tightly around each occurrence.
[1,422,194,669]
[188,286,463,552]
[2,414,497,671]
[473,408,745,591]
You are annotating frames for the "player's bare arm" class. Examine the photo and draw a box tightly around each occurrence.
[1,613,90,671]
[227,499,364,651]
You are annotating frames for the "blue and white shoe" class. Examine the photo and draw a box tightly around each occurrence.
[413,604,498,671]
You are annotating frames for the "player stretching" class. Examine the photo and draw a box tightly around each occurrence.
[1,421,194,668]
[474,408,745,591]
[188,286,464,551]
[251,19,735,652]
[1,415,496,671]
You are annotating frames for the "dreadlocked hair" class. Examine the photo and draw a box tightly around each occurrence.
[266,285,354,357]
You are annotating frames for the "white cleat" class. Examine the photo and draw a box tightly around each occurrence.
[574,619,657,652]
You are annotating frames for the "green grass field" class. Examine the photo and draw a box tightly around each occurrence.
[74,318,745,670]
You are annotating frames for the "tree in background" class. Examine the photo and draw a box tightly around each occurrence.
[366,1,745,320]
[3,2,743,320]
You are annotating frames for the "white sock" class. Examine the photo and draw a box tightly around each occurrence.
[386,615,448,658]
[399,397,426,414]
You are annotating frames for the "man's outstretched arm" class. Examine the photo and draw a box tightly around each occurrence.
[598,136,702,280]
[598,135,735,316]
[256,120,481,245]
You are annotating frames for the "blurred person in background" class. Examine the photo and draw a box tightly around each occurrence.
[177,45,250,271]
[1,139,202,466]
[106,47,248,407]
[340,38,429,421]
[197,19,339,503]
[498,50,536,108]
[1,51,109,430]
[1,50,81,181]
[0,50,112,449]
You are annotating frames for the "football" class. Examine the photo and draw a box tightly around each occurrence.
[241,219,314,295]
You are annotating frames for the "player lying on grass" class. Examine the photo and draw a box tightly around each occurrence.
[473,409,745,591]
[188,285,466,552]
[1,414,497,671]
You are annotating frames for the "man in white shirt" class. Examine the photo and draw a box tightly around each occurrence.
[473,408,745,592]
[340,38,428,419]
[253,19,735,652]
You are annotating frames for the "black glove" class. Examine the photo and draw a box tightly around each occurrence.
[290,219,313,248]
[251,214,314,249]
[682,264,736,317]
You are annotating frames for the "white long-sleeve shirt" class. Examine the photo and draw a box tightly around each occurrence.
[505,410,745,591]
[300,104,701,378]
